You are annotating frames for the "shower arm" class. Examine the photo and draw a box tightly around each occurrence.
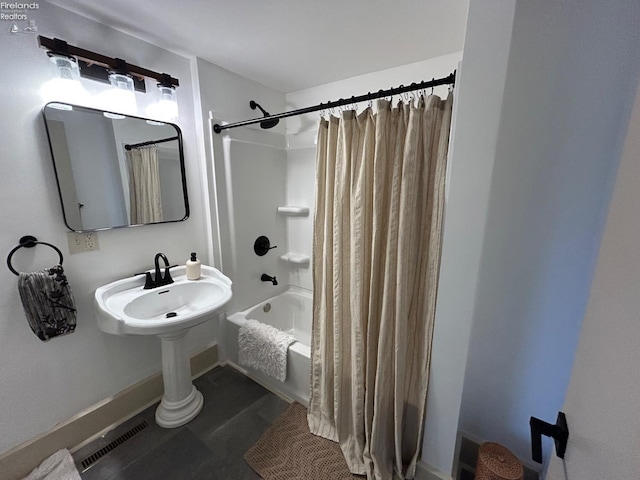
[213,71,455,133]
[250,100,270,117]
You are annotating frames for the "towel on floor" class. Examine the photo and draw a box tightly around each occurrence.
[18,265,77,342]
[238,319,296,382]
[22,449,81,480]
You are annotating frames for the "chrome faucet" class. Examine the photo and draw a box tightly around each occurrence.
[261,273,278,285]
[141,253,175,289]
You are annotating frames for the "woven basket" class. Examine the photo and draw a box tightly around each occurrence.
[475,442,524,480]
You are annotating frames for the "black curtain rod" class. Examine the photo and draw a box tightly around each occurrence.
[124,136,179,150]
[213,71,455,134]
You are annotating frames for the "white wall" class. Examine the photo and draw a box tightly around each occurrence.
[458,0,640,470]
[0,3,211,456]
[423,4,517,474]
[194,58,288,320]
[546,62,640,480]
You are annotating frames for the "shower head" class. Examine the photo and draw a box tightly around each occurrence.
[250,100,280,129]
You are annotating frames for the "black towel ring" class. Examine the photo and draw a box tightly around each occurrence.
[7,235,64,276]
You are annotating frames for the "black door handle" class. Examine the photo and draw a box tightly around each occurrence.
[529,412,569,463]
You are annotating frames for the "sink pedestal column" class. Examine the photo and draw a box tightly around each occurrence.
[155,329,204,428]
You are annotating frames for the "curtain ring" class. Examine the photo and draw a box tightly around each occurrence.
[409,83,417,102]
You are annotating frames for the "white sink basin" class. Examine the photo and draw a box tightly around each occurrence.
[95,264,232,336]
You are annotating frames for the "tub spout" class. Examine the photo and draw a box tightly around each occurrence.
[261,273,278,285]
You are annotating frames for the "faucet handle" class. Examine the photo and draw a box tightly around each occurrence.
[163,266,174,284]
[135,271,154,289]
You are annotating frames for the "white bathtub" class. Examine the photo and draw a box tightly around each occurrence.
[225,287,311,404]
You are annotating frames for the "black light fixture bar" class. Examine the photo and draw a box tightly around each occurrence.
[213,71,455,133]
[77,59,147,92]
[37,36,179,89]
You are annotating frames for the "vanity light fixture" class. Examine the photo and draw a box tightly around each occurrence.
[37,36,180,117]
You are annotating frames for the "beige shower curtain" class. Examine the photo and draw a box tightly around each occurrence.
[308,94,453,480]
[126,145,163,224]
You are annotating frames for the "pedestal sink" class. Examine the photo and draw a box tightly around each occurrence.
[94,265,232,428]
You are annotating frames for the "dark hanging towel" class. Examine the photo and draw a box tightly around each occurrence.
[18,265,77,341]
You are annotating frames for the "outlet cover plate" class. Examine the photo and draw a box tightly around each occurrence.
[67,232,100,254]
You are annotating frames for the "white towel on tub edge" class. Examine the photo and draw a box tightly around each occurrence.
[238,319,296,382]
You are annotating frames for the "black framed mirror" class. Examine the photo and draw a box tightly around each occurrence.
[43,102,189,232]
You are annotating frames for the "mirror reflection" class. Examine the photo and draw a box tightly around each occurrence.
[43,102,189,232]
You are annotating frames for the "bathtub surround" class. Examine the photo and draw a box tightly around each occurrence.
[194,57,287,312]
[308,95,453,479]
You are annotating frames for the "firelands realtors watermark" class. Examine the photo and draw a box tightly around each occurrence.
[1,2,39,20]
[2,2,39,34]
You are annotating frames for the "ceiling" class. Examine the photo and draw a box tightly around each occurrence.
[49,0,469,93]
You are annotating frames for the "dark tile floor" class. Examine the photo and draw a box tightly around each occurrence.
[73,366,289,480]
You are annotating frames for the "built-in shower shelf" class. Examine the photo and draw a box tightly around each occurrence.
[277,205,310,216]
[280,253,310,266]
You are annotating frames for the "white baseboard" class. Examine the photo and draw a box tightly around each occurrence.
[415,460,452,480]
[0,343,218,480]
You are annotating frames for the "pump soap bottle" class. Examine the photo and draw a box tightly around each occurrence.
[186,252,201,280]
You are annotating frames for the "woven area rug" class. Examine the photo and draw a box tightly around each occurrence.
[244,402,363,480]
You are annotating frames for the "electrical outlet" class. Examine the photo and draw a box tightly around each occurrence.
[84,233,98,251]
[67,232,100,254]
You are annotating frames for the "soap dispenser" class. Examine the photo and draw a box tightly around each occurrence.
[186,252,201,280]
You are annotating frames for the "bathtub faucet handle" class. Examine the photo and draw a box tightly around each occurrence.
[261,273,278,286]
